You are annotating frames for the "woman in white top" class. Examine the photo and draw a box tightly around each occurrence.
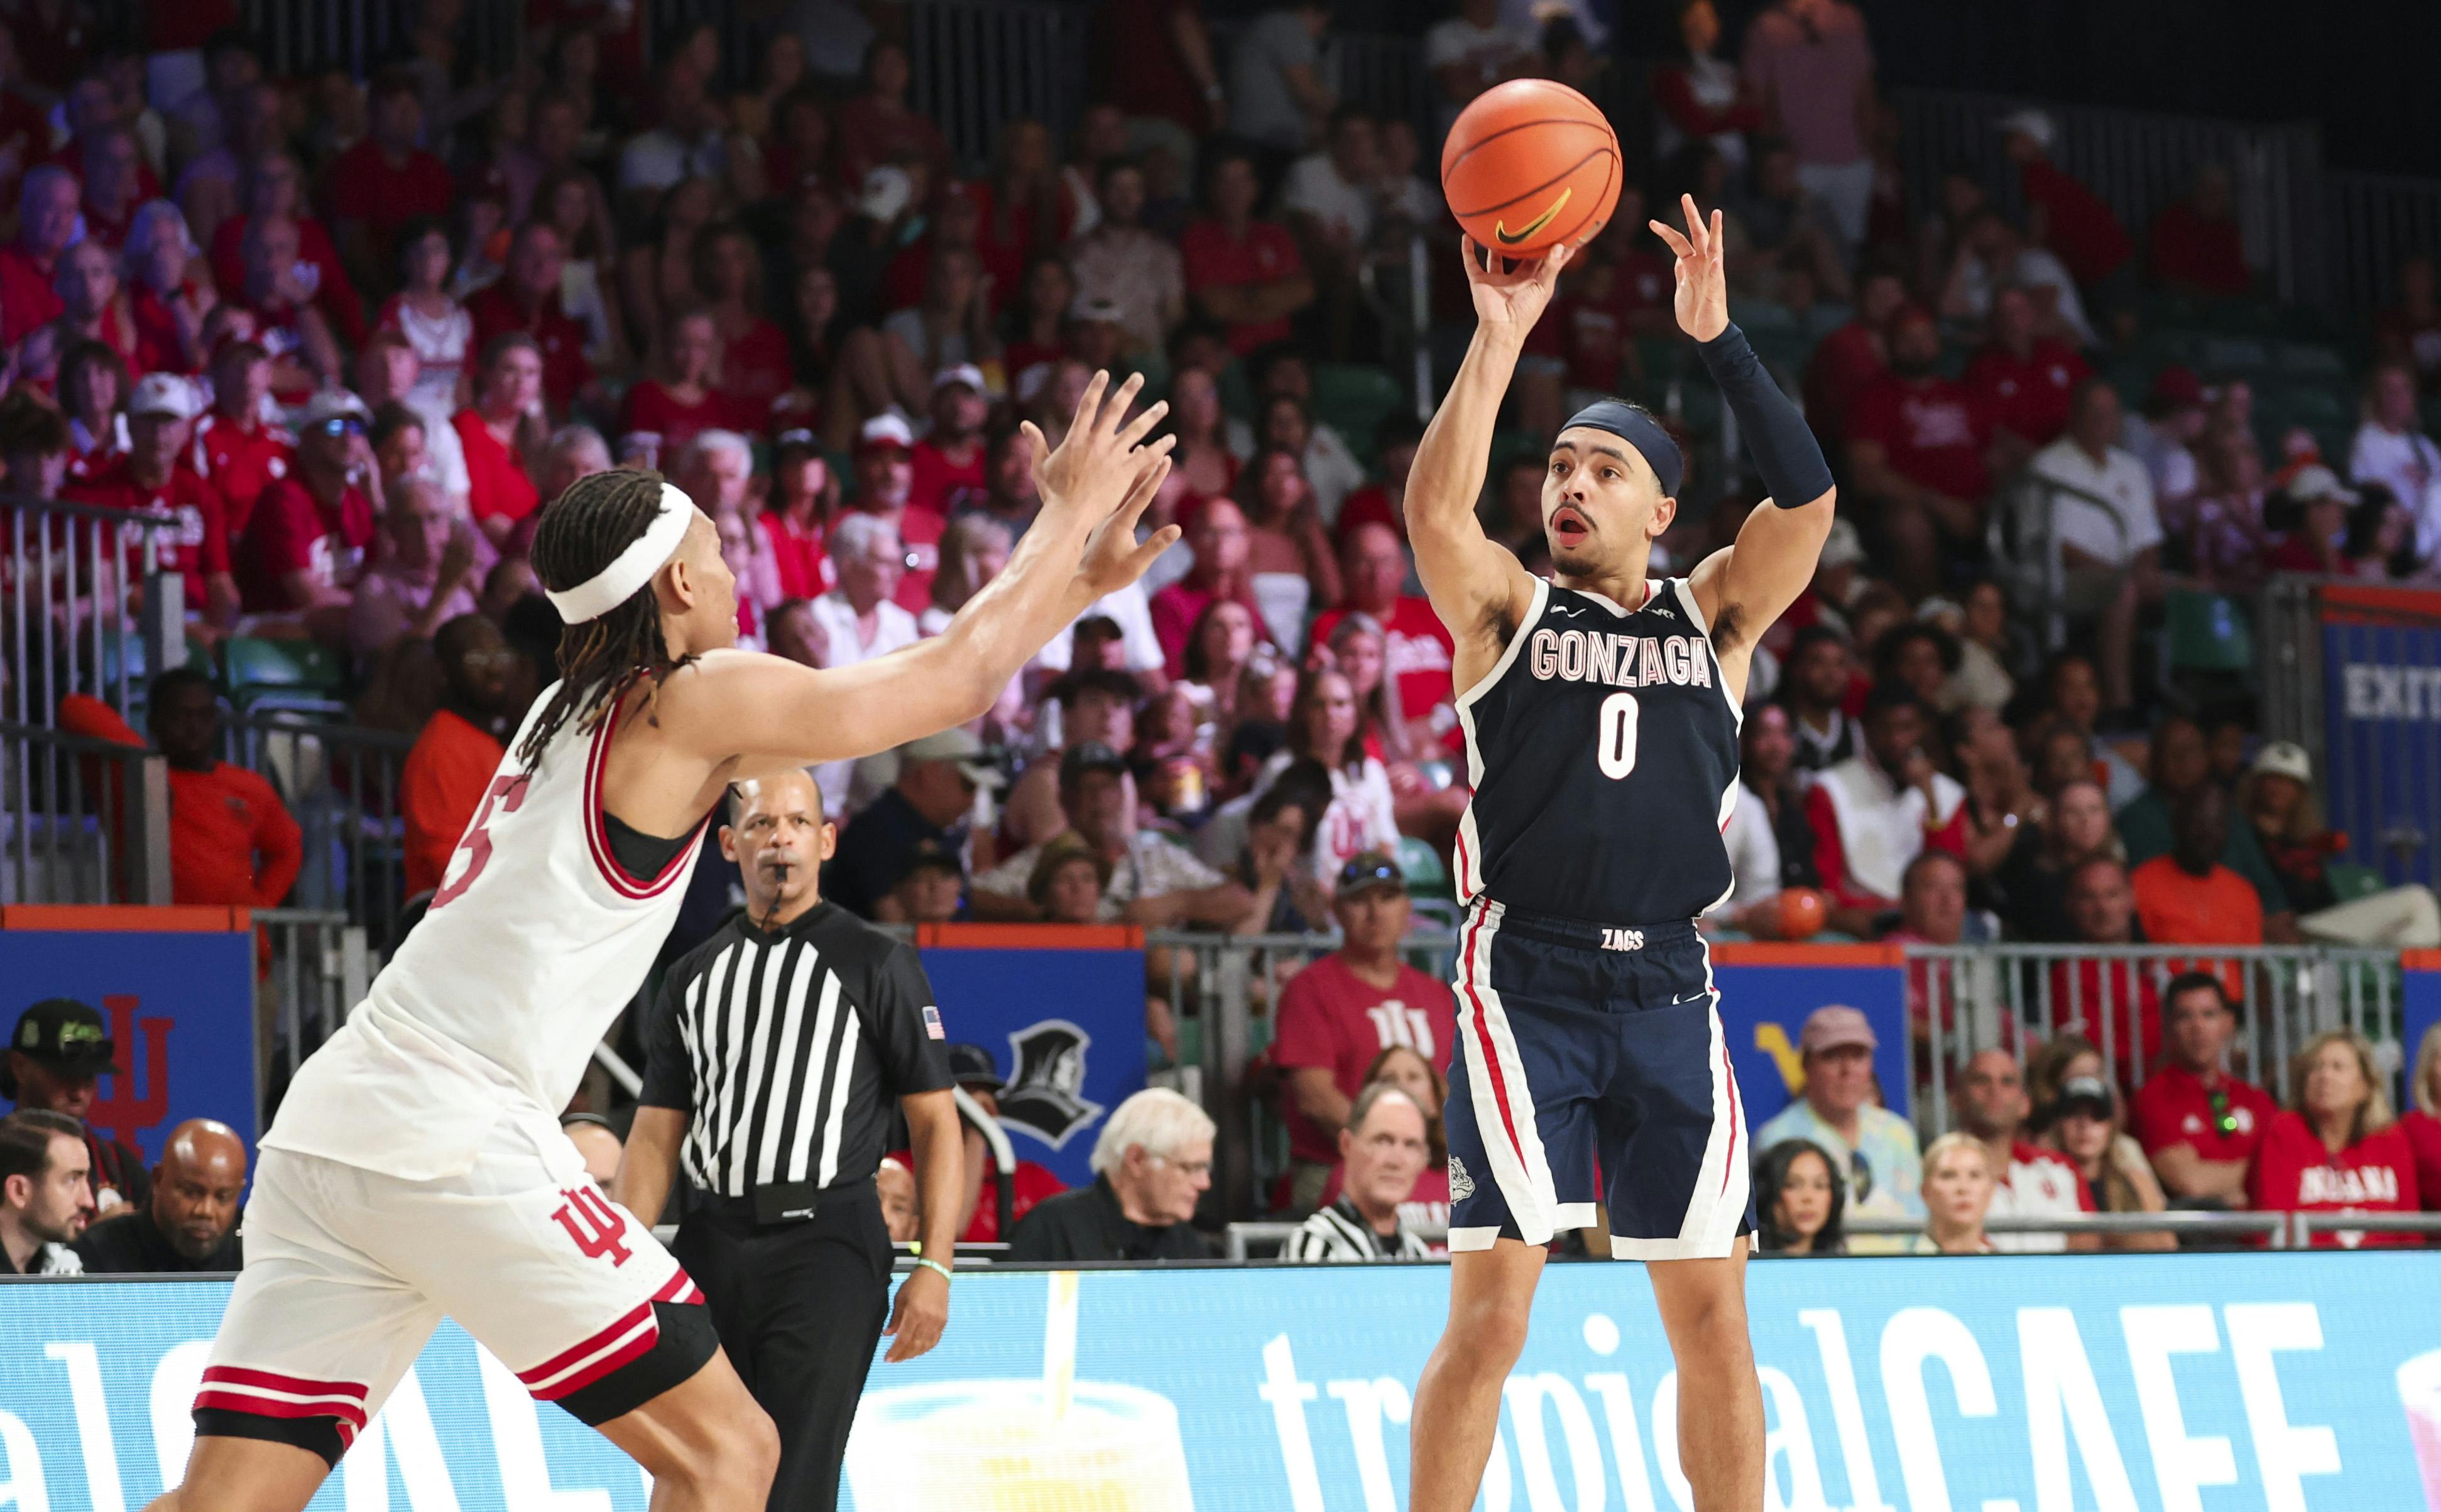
[1236,445,1341,656]
[2348,360,2441,569]
[1262,665,1399,884]
[379,218,474,414]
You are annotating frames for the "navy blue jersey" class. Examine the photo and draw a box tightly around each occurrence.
[1455,576,1741,923]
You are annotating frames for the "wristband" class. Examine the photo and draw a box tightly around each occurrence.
[1697,321,1836,509]
[912,1256,954,1283]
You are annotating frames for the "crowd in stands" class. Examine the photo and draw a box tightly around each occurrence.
[8,0,2441,1255]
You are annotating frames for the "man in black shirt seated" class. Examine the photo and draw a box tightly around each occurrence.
[1007,1089,1216,1262]
[74,1118,246,1273]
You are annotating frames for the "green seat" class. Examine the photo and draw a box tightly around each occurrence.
[220,636,344,703]
[1395,834,1450,898]
[1216,357,1257,423]
[2326,862,2386,903]
[2164,591,2255,674]
[1311,364,1405,469]
[2195,336,2272,376]
[1176,1014,1203,1069]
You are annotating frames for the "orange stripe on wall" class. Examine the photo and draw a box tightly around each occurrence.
[915,923,1145,950]
[0,905,248,933]
[1708,942,1904,967]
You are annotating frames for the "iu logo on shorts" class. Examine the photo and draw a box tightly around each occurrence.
[552,1185,633,1267]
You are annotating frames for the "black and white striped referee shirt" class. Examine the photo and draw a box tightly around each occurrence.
[1279,1199,1432,1263]
[638,901,951,1199]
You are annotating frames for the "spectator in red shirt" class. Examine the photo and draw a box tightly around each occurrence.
[57,339,129,465]
[209,150,363,348]
[328,70,455,303]
[1802,264,1904,446]
[453,333,545,545]
[1998,108,2131,290]
[1805,681,1968,933]
[2249,1030,2422,1247]
[846,413,944,614]
[909,364,989,514]
[2047,856,2163,1075]
[464,221,594,418]
[187,339,292,536]
[697,222,793,424]
[2130,973,2277,1209]
[401,612,513,897]
[1269,852,1456,1210]
[893,1043,1068,1246]
[1333,416,1420,547]
[832,38,953,190]
[232,212,344,396]
[19,237,161,387]
[62,372,239,633]
[619,305,750,456]
[1150,496,1261,678]
[1179,150,1313,356]
[1964,283,2090,459]
[1309,521,1455,740]
[237,388,375,638]
[0,166,80,346]
[2402,1023,2441,1214]
[145,667,303,909]
[2148,163,2251,300]
[757,432,835,601]
[1847,303,1997,597]
[123,200,214,374]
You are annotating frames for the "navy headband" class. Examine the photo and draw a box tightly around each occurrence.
[1559,400,1684,500]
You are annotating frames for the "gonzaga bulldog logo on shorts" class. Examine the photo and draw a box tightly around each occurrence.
[1448,1155,1475,1200]
[996,1020,1105,1150]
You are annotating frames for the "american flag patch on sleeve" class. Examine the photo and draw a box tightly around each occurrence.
[921,1004,944,1039]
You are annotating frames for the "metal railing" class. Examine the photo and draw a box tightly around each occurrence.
[221,711,415,943]
[7,496,183,729]
[0,720,170,905]
[256,906,373,1118]
[908,0,1093,171]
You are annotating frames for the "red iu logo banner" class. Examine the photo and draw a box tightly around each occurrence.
[86,994,172,1149]
[551,1185,633,1267]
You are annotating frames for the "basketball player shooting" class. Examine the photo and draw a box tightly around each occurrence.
[146,373,1180,1512]
[1402,197,1835,1512]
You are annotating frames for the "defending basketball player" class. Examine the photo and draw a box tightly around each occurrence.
[148,373,1181,1512]
[1402,198,1835,1511]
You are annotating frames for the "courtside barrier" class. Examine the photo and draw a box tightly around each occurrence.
[4,1253,2438,1509]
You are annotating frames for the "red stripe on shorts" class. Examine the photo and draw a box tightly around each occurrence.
[529,1318,662,1401]
[1459,909,1529,1182]
[518,1300,651,1385]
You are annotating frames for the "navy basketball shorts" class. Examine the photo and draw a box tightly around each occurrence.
[1443,899,1757,1259]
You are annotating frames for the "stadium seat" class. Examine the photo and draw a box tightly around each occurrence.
[2325,862,2386,903]
[2163,591,2255,673]
[1311,364,1405,469]
[220,637,349,715]
[1395,834,1450,897]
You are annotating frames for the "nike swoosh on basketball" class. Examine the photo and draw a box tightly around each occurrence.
[1494,187,1573,246]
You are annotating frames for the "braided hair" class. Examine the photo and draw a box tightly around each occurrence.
[516,467,699,769]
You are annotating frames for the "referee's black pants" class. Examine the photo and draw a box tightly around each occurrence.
[669,1180,892,1512]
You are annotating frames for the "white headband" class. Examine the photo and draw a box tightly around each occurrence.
[545,483,696,624]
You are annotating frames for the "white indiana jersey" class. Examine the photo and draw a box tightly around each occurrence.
[263,685,709,1180]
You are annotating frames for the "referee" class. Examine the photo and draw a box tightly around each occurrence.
[616,770,961,1512]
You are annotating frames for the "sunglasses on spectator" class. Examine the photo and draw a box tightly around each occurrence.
[312,416,365,438]
[1338,860,1400,890]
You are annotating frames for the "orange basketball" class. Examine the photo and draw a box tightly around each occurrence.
[1774,888,1828,941]
[1440,79,1622,256]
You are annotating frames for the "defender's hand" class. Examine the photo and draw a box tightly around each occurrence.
[1461,237,1571,333]
[1076,449,1181,601]
[1649,193,1730,344]
[1025,370,1173,529]
[882,1266,949,1362]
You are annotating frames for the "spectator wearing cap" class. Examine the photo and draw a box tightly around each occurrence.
[1066,156,1186,359]
[72,1116,246,1273]
[2249,1030,2422,1248]
[2024,379,2164,717]
[328,72,455,302]
[828,728,990,918]
[401,614,516,898]
[1950,1048,2095,1251]
[0,1110,92,1275]
[884,840,968,925]
[136,665,305,911]
[909,366,989,515]
[1845,303,1999,599]
[61,372,239,633]
[1805,681,1967,935]
[3,999,149,1216]
[2149,163,2252,300]
[2122,364,2206,509]
[2029,1072,2167,1251]
[2261,465,2360,579]
[1007,1088,1216,1262]
[188,340,293,537]
[349,476,481,658]
[888,1043,1069,1246]
[1282,1082,1432,1261]
[2239,741,2341,916]
[1753,1006,1923,1245]
[2128,975,2274,1209]
[971,742,1251,927]
[2347,362,2441,570]
[1996,107,2132,291]
[0,166,82,346]
[1964,283,2090,459]
[1740,0,1877,253]
[1180,149,1313,357]
[1003,670,1140,849]
[464,222,595,418]
[848,414,947,614]
[1267,852,1456,1211]
[237,388,376,637]
[454,334,549,547]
